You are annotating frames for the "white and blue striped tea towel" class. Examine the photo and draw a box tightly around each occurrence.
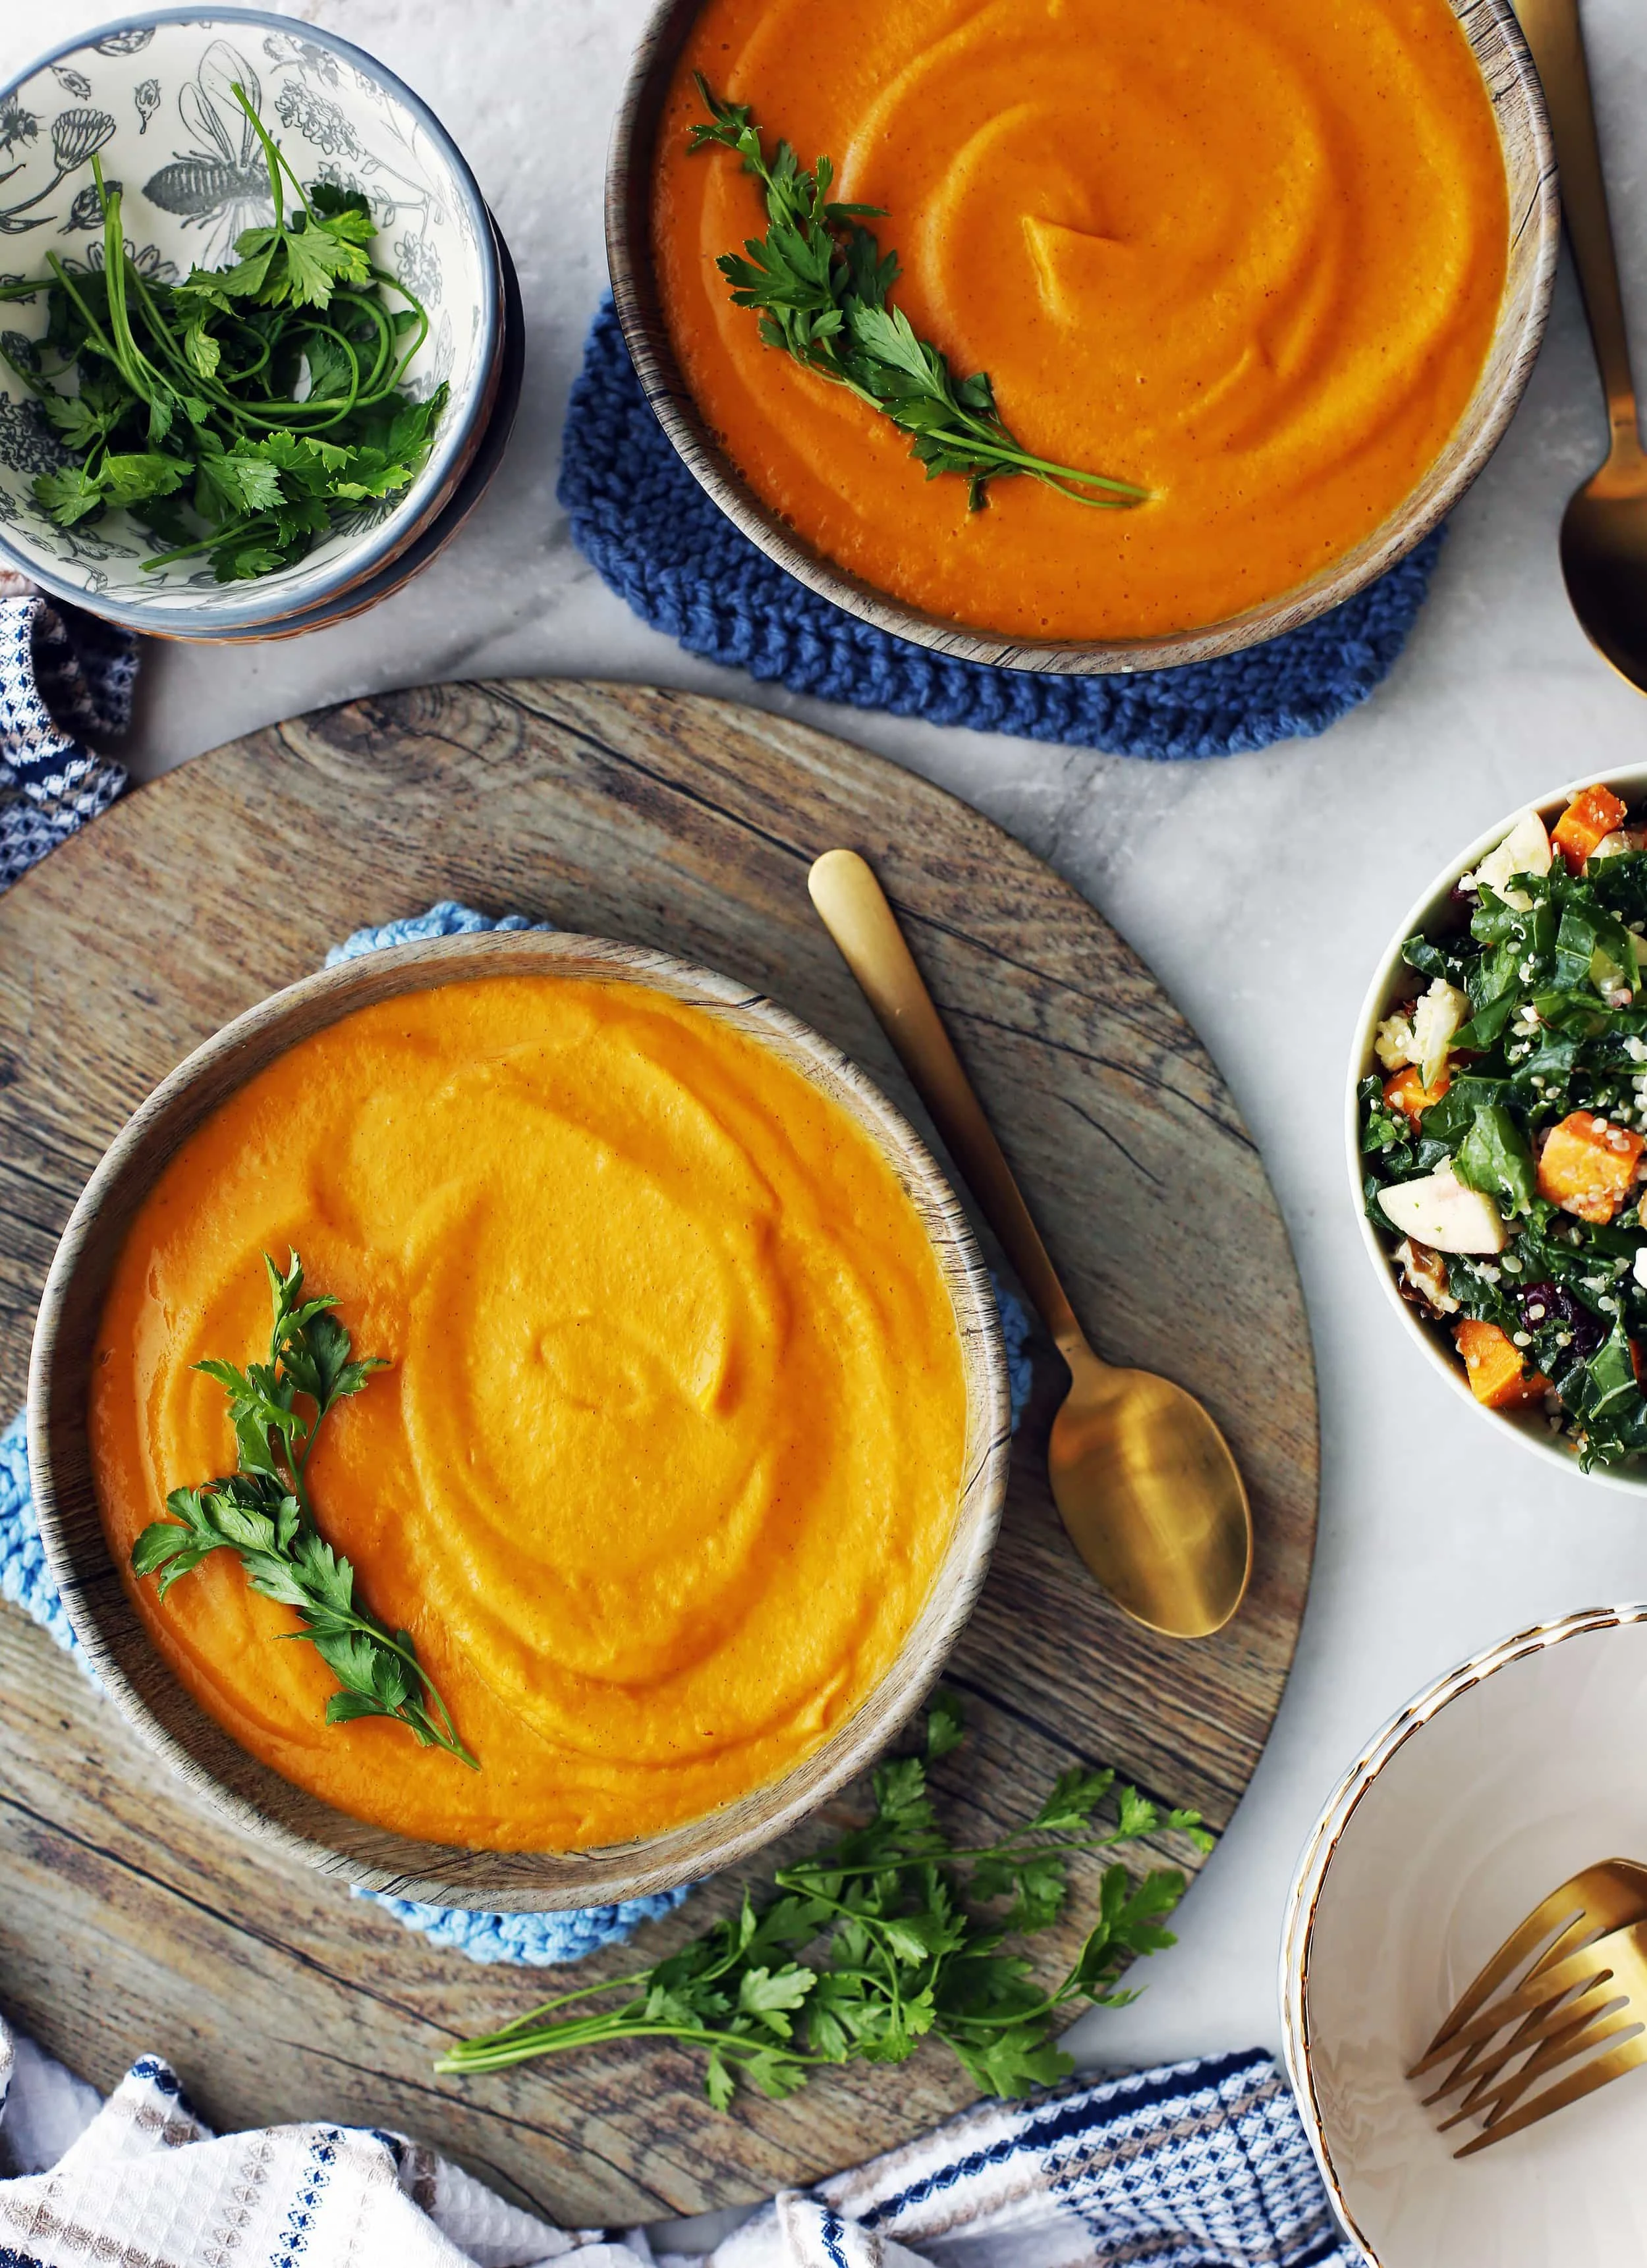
[0,2017,1356,2268]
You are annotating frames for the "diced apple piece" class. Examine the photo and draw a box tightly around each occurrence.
[1411,978,1470,1090]
[1378,1163,1509,1254]
[1553,785,1629,871]
[1471,810,1553,905]
[1383,1065,1451,1128]
[1454,1317,1548,1409]
[1535,1110,1645,1225]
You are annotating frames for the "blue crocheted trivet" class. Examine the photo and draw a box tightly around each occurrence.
[3,900,1032,1970]
[558,295,1446,761]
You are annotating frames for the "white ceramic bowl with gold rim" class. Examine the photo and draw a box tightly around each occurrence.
[1347,764,1647,1491]
[1281,1605,1647,2268]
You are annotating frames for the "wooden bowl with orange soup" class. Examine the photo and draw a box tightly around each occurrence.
[613,0,1558,669]
[26,933,1009,1907]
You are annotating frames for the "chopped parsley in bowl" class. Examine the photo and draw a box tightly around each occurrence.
[1360,783,1647,1471]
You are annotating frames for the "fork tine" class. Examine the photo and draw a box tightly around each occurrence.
[1453,2003,1640,2132]
[1409,1939,1623,2077]
[1414,1862,1647,2070]
[1415,1877,1599,2066]
[1429,1994,1610,2118]
[1455,2027,1647,2156]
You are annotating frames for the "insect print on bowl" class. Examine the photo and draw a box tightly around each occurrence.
[0,101,39,169]
[134,80,160,136]
[49,67,94,103]
[61,180,120,233]
[142,40,274,267]
[92,28,155,58]
[0,109,117,236]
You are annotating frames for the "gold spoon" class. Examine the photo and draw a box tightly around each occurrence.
[1516,0,1647,691]
[808,848,1252,1639]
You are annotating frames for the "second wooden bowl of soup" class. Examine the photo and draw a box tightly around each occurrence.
[609,0,1557,672]
[28,931,1009,1908]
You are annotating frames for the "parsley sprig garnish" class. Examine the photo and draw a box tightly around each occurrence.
[437,1695,1203,2103]
[688,78,1147,515]
[0,86,445,582]
[131,1251,476,1769]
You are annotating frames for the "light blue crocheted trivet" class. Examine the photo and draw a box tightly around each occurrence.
[3,899,1032,1970]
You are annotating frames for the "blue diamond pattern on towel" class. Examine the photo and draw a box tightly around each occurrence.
[559,292,1445,761]
[0,591,133,892]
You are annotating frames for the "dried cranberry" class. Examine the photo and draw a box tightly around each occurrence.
[1517,1281,1605,1356]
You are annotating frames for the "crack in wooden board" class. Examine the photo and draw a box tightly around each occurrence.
[0,678,1318,2217]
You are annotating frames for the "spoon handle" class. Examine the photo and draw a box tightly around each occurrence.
[1516,0,1641,447]
[808,849,1086,1355]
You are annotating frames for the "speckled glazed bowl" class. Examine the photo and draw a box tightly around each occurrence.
[1349,765,1647,1491]
[0,9,499,635]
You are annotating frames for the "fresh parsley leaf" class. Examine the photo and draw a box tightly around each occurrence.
[688,78,1146,514]
[435,1700,1198,2107]
[130,1250,474,1769]
[0,94,439,586]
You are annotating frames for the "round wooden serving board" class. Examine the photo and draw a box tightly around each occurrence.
[0,680,1318,2223]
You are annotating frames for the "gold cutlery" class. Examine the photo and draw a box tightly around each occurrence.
[807,847,1252,1640]
[1409,1858,1647,2152]
[1516,0,1647,692]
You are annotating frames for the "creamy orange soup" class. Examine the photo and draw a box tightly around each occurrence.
[653,0,1509,640]
[90,976,968,1850]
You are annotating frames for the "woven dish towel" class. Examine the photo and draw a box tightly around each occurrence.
[0,2014,1356,2268]
[2,899,1032,1968]
[559,296,1445,761]
[0,580,133,892]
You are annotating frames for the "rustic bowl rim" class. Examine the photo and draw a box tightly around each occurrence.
[605,0,1559,676]
[1277,1601,1647,2266]
[0,3,501,636]
[26,929,1011,1908]
[1346,762,1647,1491]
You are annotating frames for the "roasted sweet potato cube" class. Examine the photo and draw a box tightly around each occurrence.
[1536,1110,1644,1223]
[1455,1317,1548,1409]
[1553,785,1629,871]
[1383,1065,1451,1128]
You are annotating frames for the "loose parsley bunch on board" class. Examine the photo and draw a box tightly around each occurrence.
[0,86,445,582]
[437,1695,1206,2106]
[688,78,1147,516]
[132,1250,476,1767]
[1360,810,1647,1468]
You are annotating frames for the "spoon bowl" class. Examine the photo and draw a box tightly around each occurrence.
[1050,1344,1253,1639]
[1516,0,1647,692]
[1561,442,1647,693]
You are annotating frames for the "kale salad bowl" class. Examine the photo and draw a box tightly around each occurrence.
[0,9,501,636]
[1351,768,1647,1483]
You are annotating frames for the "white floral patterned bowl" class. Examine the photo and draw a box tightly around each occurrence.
[0,9,499,634]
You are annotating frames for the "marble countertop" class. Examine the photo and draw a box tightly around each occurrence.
[11,0,1647,2101]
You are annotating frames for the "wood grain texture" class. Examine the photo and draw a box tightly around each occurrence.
[0,678,1318,2217]
[29,930,1011,1907]
[607,0,1557,674]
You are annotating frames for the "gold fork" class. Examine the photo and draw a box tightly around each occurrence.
[1408,1859,1647,2155]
